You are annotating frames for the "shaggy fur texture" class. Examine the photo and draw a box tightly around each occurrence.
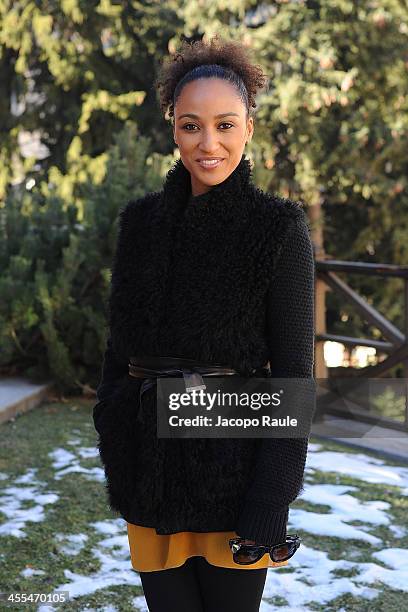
[95,153,315,546]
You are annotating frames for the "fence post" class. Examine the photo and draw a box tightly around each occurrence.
[404,278,408,429]
[309,197,328,380]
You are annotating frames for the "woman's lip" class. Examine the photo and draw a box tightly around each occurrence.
[196,159,225,170]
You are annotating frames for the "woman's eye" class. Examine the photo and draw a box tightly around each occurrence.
[182,123,234,131]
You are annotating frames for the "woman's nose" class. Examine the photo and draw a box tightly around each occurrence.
[199,130,221,151]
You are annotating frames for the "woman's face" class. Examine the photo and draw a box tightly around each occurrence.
[173,78,254,197]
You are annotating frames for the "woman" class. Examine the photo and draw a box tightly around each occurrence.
[93,35,315,611]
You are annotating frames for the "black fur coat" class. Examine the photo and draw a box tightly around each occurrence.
[93,153,315,546]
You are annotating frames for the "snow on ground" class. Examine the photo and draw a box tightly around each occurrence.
[54,532,88,556]
[289,482,391,544]
[0,467,59,537]
[48,447,104,482]
[261,543,380,610]
[36,518,139,612]
[305,441,408,488]
[1,438,408,610]
[20,568,46,578]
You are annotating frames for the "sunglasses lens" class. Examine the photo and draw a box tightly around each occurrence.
[271,541,296,562]
[233,546,264,564]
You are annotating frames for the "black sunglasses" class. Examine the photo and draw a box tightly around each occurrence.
[229,534,301,565]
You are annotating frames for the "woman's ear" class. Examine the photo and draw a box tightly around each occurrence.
[247,117,254,143]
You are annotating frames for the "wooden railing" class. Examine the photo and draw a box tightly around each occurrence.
[315,259,408,431]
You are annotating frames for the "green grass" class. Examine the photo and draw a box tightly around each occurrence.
[0,398,144,611]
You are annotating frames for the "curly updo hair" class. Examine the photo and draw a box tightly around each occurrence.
[154,34,269,123]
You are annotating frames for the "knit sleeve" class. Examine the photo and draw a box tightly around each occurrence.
[95,200,137,405]
[235,214,315,546]
[93,201,138,433]
[96,335,129,403]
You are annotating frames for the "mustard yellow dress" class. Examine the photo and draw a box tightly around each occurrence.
[127,523,289,572]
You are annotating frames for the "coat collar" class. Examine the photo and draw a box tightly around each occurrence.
[161,152,254,219]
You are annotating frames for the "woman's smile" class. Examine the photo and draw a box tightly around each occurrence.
[196,158,225,170]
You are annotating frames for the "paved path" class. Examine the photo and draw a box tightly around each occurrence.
[0,376,53,424]
[311,413,408,463]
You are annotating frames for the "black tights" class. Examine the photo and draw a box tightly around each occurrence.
[139,555,268,612]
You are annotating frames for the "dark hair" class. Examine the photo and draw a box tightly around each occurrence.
[155,34,269,122]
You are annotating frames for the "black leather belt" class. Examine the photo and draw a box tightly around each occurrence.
[128,355,240,423]
[128,355,271,424]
